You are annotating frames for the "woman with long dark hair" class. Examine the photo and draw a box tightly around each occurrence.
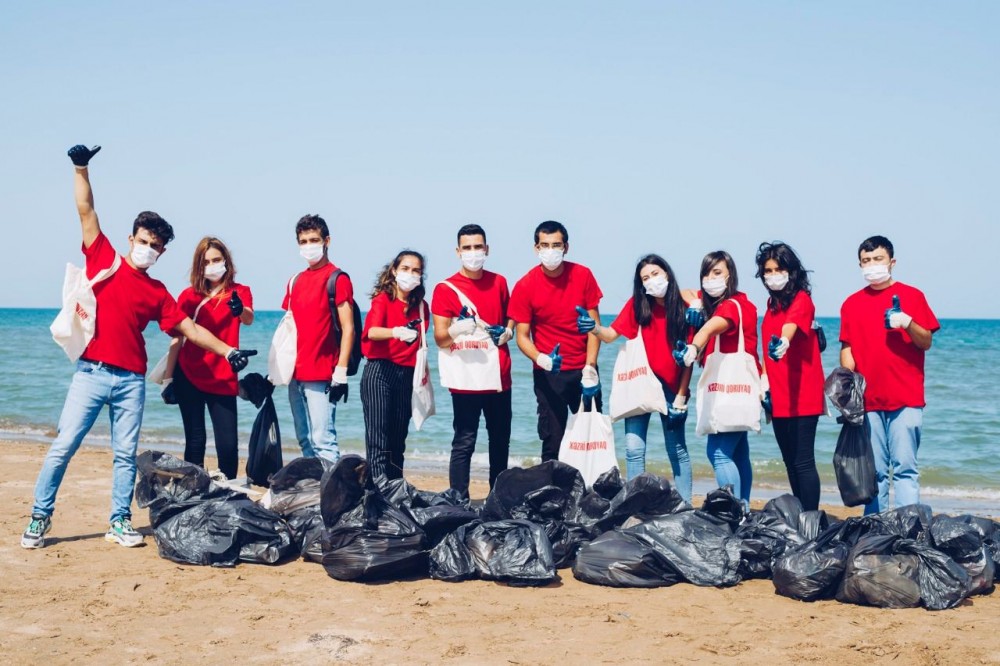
[579,254,694,500]
[163,236,254,480]
[675,250,760,507]
[360,250,429,480]
[755,241,825,510]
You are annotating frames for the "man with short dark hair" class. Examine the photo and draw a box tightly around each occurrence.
[282,214,355,462]
[509,220,603,462]
[839,235,939,514]
[432,224,514,497]
[22,145,255,550]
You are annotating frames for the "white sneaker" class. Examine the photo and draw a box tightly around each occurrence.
[21,514,52,549]
[105,518,145,548]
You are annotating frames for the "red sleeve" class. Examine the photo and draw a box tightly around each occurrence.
[499,276,510,320]
[908,288,940,333]
[507,276,532,323]
[280,276,293,311]
[584,269,603,310]
[610,298,639,339]
[238,284,254,310]
[786,292,815,335]
[714,299,738,329]
[839,299,853,345]
[157,290,187,333]
[363,293,387,340]
[334,273,353,306]
[82,232,118,280]
[431,283,462,318]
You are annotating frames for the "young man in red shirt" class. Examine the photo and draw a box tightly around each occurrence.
[22,145,255,550]
[282,215,355,462]
[431,224,515,498]
[509,220,603,462]
[839,235,939,514]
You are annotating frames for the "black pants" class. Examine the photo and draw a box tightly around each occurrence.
[361,359,413,481]
[771,415,821,511]
[532,368,602,462]
[448,390,512,495]
[174,367,239,480]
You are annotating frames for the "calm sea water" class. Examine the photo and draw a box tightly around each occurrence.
[2,308,998,514]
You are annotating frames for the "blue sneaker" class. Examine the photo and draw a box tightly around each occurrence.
[21,514,52,549]
[105,518,144,548]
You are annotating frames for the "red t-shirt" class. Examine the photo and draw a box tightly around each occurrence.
[610,297,693,394]
[761,291,825,417]
[176,284,253,396]
[508,262,603,371]
[81,232,186,374]
[281,263,354,382]
[362,292,429,368]
[839,281,939,411]
[431,271,513,392]
[704,293,761,372]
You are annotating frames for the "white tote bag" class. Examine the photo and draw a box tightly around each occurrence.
[436,280,503,392]
[267,277,299,386]
[148,294,214,384]
[609,327,669,422]
[558,401,619,488]
[695,299,762,436]
[411,304,436,430]
[50,253,122,362]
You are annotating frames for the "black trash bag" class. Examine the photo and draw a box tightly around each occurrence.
[832,420,877,507]
[572,529,683,588]
[931,516,995,596]
[798,510,834,542]
[584,473,689,537]
[628,512,742,587]
[319,455,368,528]
[376,477,479,547]
[836,534,922,608]
[591,466,625,499]
[136,451,297,567]
[698,485,745,528]
[763,494,804,532]
[897,540,971,610]
[266,457,334,561]
[772,526,851,601]
[429,519,557,586]
[733,502,809,580]
[482,461,586,523]
[954,515,1000,570]
[877,504,934,542]
[238,372,273,409]
[246,394,283,488]
[824,368,866,426]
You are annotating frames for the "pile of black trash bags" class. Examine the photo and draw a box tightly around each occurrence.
[136,451,1000,610]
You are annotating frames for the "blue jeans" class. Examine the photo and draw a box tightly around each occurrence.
[32,360,145,522]
[624,392,691,503]
[288,379,339,462]
[706,431,752,507]
[864,407,922,515]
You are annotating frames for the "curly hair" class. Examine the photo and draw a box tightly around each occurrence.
[754,241,811,313]
[370,250,426,316]
[132,211,174,246]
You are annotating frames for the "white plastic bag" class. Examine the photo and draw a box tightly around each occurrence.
[609,327,668,422]
[436,280,503,392]
[50,254,121,362]
[695,299,762,436]
[558,401,618,488]
[411,304,435,430]
[267,277,298,386]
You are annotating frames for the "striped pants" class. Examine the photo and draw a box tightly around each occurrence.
[360,359,414,481]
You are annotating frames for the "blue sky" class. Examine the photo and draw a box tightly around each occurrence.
[1,2,997,317]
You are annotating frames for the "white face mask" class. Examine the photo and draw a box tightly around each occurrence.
[764,271,789,291]
[862,264,891,285]
[538,248,564,271]
[395,271,421,293]
[460,250,487,272]
[204,262,227,282]
[299,243,325,265]
[643,274,669,298]
[702,276,727,298]
[131,243,160,269]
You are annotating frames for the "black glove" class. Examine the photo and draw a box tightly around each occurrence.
[328,382,349,403]
[161,381,177,405]
[68,144,101,167]
[227,291,244,318]
[226,348,257,373]
[403,318,422,346]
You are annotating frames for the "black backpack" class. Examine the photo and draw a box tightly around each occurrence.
[327,269,364,376]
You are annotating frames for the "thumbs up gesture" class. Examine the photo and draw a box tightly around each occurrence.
[884,294,912,330]
[575,306,597,334]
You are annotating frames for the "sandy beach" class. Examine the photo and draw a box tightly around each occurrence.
[2,438,999,665]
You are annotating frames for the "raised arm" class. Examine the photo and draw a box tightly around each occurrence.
[68,145,102,248]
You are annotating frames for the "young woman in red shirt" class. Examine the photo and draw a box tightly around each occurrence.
[755,242,826,510]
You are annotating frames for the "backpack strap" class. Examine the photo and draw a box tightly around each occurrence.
[327,269,348,335]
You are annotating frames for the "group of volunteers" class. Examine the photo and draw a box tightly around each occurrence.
[20,144,939,552]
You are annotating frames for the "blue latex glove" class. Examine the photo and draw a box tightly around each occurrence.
[457,305,472,320]
[672,340,699,367]
[68,144,101,167]
[761,391,773,423]
[884,295,901,329]
[685,304,706,329]
[768,334,790,362]
[537,343,562,373]
[485,324,513,346]
[575,306,596,334]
